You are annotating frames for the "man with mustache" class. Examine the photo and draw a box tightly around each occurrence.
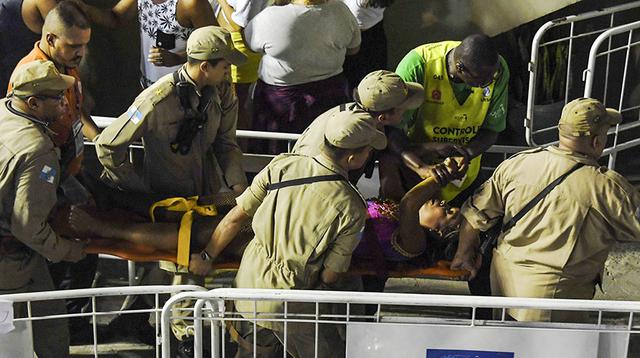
[10,0,99,176]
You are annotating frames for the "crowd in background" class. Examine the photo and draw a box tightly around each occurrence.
[1,0,640,357]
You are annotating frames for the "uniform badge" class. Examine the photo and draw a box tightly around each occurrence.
[127,105,143,125]
[483,87,491,97]
[432,90,441,100]
[39,165,56,184]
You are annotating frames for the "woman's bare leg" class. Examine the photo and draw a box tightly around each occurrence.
[69,206,180,251]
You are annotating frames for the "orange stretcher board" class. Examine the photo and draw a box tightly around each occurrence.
[85,238,470,281]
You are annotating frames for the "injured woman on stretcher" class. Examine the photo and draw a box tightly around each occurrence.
[61,156,468,280]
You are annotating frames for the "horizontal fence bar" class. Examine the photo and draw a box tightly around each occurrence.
[168,288,640,314]
[0,285,205,303]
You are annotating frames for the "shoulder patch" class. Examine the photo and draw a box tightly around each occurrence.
[39,165,56,184]
[126,105,144,125]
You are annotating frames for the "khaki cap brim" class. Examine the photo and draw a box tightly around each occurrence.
[397,82,425,110]
[370,130,387,150]
[53,73,76,91]
[11,72,75,97]
[224,49,247,66]
[605,108,622,125]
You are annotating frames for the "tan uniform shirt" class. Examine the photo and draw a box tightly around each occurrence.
[292,103,375,156]
[462,146,640,321]
[0,99,84,289]
[233,153,367,330]
[95,68,246,196]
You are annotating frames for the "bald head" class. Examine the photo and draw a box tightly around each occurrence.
[42,0,90,39]
[455,34,498,69]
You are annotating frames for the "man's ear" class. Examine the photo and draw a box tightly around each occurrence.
[45,32,56,47]
[592,130,607,150]
[26,96,40,110]
[198,60,209,75]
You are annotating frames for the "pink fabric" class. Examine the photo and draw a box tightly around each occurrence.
[354,199,408,261]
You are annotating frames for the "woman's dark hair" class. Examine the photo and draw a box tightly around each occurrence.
[357,0,395,9]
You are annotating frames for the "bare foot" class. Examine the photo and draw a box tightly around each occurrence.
[69,206,106,237]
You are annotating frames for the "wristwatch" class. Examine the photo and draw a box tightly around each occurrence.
[200,249,213,262]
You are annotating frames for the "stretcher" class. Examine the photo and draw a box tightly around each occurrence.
[84,238,470,281]
[51,204,470,281]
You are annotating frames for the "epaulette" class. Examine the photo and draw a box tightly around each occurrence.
[144,80,174,106]
[123,80,174,125]
[507,146,545,159]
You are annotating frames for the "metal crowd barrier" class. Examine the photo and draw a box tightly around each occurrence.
[583,20,640,169]
[526,1,640,158]
[161,288,640,358]
[0,285,205,358]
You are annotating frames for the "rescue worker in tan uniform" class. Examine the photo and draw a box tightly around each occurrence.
[188,110,387,357]
[95,26,248,197]
[292,70,431,186]
[452,98,640,322]
[0,60,85,357]
[94,26,248,348]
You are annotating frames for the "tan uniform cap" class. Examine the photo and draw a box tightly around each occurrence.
[9,60,75,97]
[324,110,387,150]
[186,26,247,66]
[558,97,622,136]
[354,70,424,112]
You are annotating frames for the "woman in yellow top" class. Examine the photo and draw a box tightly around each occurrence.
[215,0,269,137]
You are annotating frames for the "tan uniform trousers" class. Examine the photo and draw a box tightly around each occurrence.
[232,303,346,358]
[491,250,595,323]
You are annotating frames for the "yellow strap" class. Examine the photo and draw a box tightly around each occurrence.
[149,196,218,266]
[176,210,193,266]
[149,196,194,222]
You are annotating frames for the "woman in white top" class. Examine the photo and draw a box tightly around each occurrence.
[341,0,394,93]
[243,0,361,153]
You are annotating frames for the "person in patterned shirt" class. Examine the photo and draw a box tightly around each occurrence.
[74,0,216,87]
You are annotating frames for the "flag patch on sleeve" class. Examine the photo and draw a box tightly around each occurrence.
[127,105,143,125]
[39,165,56,184]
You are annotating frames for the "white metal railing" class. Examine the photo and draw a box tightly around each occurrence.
[91,115,528,160]
[161,288,640,358]
[0,285,205,358]
[526,1,640,148]
[583,20,640,169]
